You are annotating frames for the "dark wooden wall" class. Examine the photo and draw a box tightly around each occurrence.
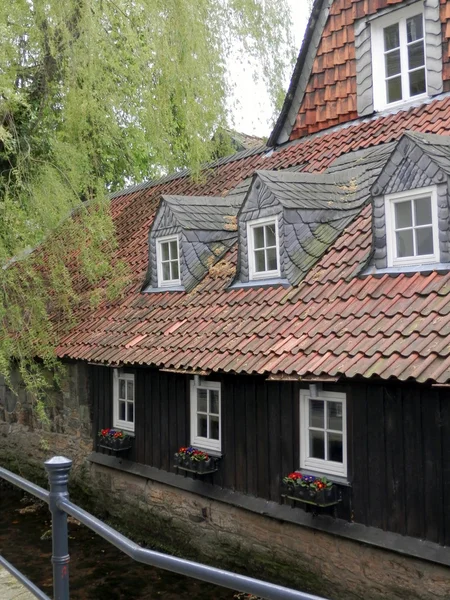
[90,366,450,546]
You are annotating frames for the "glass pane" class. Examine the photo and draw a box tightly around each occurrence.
[119,401,126,421]
[327,401,343,431]
[408,41,424,70]
[387,76,402,103]
[384,23,399,51]
[409,68,426,96]
[395,201,413,228]
[385,50,401,77]
[253,226,265,249]
[265,224,276,247]
[407,14,423,43]
[310,430,325,460]
[414,197,432,226]
[266,247,278,271]
[119,379,126,399]
[210,416,219,440]
[328,433,343,463]
[169,240,178,259]
[162,262,171,281]
[197,389,207,413]
[254,249,266,272]
[127,380,134,401]
[416,227,433,255]
[309,400,324,428]
[210,390,219,414]
[171,259,179,280]
[127,402,134,423]
[396,229,414,257]
[161,242,169,261]
[198,414,208,438]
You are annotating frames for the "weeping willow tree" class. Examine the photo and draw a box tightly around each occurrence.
[0,0,294,402]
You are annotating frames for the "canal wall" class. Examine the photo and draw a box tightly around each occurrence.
[0,362,449,600]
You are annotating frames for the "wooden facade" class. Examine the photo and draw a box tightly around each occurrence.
[90,365,450,547]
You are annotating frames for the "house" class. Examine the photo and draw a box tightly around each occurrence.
[2,1,450,598]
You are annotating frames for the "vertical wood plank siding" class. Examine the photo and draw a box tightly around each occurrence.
[91,366,450,546]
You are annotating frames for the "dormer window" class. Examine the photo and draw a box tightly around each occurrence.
[372,5,426,110]
[385,187,439,267]
[247,217,280,280]
[156,235,180,287]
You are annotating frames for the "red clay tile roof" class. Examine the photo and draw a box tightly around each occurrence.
[57,96,450,383]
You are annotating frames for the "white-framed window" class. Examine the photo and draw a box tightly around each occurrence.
[156,235,181,287]
[385,186,439,267]
[190,379,221,452]
[300,389,347,477]
[113,370,135,433]
[247,216,280,280]
[372,4,426,110]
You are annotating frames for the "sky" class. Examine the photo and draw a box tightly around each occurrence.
[227,1,310,139]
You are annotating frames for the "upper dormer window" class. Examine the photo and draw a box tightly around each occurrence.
[156,235,180,287]
[372,5,426,111]
[247,216,280,280]
[385,187,439,267]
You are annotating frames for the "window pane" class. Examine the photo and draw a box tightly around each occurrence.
[119,401,126,421]
[385,50,401,77]
[197,389,207,413]
[414,197,432,226]
[253,226,265,249]
[210,390,219,415]
[328,433,343,463]
[309,400,324,428]
[161,242,169,261]
[169,240,178,259]
[266,248,278,272]
[416,227,433,255]
[387,76,402,103]
[171,259,179,280]
[408,41,424,70]
[254,249,266,272]
[265,224,276,247]
[384,24,399,51]
[162,262,171,281]
[310,430,325,460]
[396,229,414,257]
[327,401,343,431]
[210,416,219,440]
[409,68,426,96]
[198,415,208,438]
[119,379,126,399]
[127,380,134,401]
[127,402,134,423]
[407,14,423,43]
[395,201,413,228]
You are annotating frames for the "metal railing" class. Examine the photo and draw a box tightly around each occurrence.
[0,457,329,600]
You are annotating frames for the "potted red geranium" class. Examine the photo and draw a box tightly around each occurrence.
[174,446,219,474]
[98,429,132,454]
[281,472,339,507]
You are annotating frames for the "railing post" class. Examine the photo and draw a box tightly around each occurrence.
[44,456,72,600]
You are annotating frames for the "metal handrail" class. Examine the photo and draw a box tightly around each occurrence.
[0,457,329,600]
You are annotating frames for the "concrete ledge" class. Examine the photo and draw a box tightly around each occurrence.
[88,452,450,568]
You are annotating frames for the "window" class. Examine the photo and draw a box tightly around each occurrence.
[156,235,181,287]
[247,217,280,280]
[300,388,347,477]
[113,370,135,433]
[190,379,221,452]
[372,5,426,110]
[385,187,439,267]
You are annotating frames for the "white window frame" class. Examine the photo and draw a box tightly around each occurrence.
[385,186,439,267]
[156,234,181,288]
[247,216,281,281]
[190,379,221,452]
[371,3,427,111]
[113,369,135,433]
[300,389,347,477]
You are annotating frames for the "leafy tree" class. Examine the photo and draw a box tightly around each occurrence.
[0,0,294,399]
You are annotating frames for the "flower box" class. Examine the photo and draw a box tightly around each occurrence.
[174,446,219,475]
[281,472,340,508]
[98,429,132,455]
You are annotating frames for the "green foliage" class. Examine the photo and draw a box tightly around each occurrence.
[0,0,294,397]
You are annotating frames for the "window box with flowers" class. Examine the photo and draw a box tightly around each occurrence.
[281,472,340,508]
[174,446,220,475]
[98,429,133,455]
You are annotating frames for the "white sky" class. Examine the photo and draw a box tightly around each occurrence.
[227,1,310,138]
